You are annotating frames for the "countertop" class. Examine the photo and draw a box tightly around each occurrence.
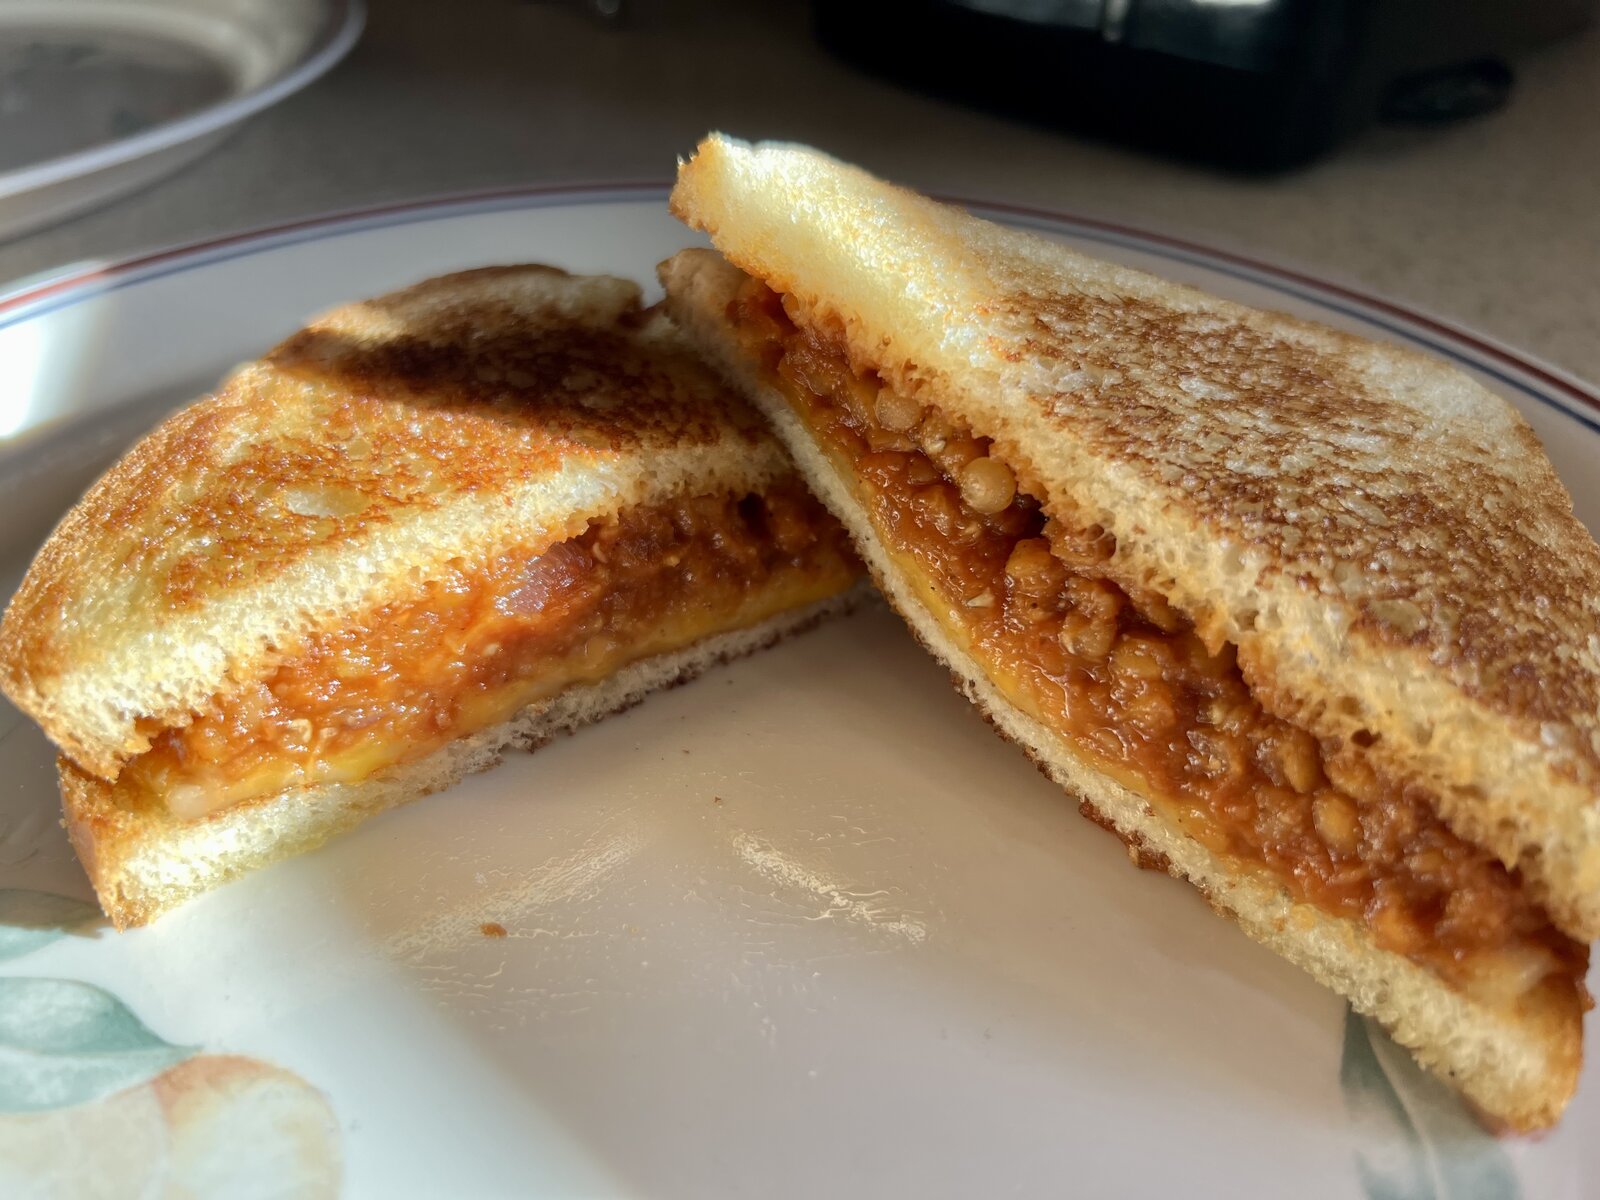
[3,0,1598,383]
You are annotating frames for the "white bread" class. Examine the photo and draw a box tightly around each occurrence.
[0,266,794,782]
[668,134,1600,944]
[1,264,863,927]
[62,590,862,930]
[660,242,1585,1133]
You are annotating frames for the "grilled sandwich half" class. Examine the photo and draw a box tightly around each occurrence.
[661,135,1600,1130]
[0,265,861,928]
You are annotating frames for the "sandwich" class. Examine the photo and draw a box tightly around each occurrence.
[0,265,861,929]
[660,135,1600,1130]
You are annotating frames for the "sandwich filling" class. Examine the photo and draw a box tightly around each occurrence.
[727,279,1588,1008]
[123,484,857,818]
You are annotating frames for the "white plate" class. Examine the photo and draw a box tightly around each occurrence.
[0,0,363,241]
[0,192,1595,1200]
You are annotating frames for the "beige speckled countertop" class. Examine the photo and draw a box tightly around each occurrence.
[3,0,1598,383]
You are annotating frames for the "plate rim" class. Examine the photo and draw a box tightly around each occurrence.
[0,0,366,196]
[0,178,1595,438]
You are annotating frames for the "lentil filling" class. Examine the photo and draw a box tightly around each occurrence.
[731,280,1587,1002]
[126,484,858,819]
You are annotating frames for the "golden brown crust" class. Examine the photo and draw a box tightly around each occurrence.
[668,138,1600,940]
[986,273,1600,763]
[0,266,794,780]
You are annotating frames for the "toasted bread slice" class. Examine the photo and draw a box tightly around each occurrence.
[661,141,1598,1129]
[668,135,1600,945]
[2,266,807,780]
[0,265,863,925]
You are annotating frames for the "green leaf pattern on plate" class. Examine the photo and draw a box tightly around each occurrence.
[0,891,341,1193]
[0,977,197,1112]
[0,889,99,961]
[0,895,1536,1191]
[1341,1006,1519,1200]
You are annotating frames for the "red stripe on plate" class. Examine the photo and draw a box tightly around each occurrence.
[970,198,1600,418]
[3,183,1595,418]
[0,181,667,315]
